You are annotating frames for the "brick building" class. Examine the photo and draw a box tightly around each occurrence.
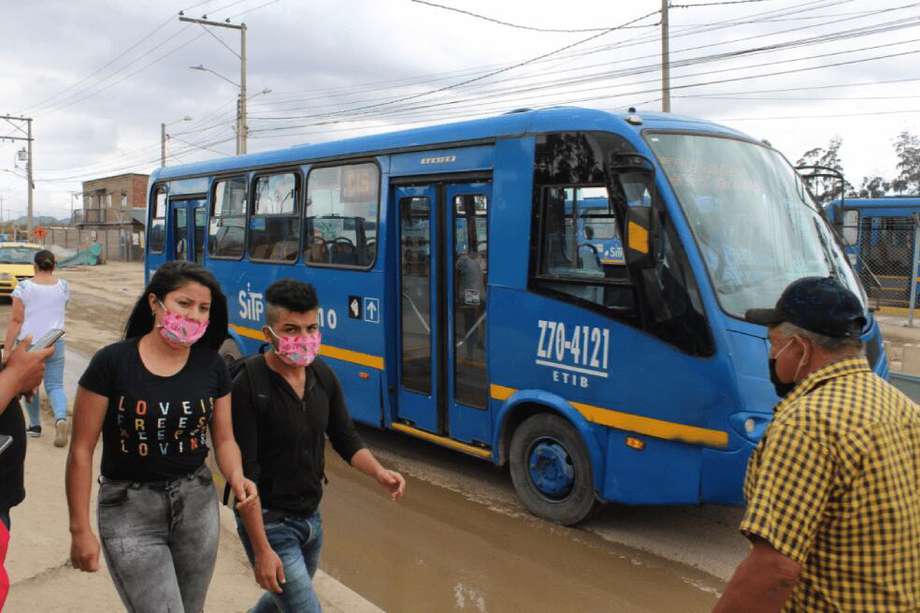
[50,172,150,262]
[79,173,148,224]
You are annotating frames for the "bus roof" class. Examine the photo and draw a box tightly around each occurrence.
[829,197,920,210]
[151,106,755,183]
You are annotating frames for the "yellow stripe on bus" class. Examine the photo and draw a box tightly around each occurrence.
[391,423,492,459]
[490,384,729,449]
[229,323,385,370]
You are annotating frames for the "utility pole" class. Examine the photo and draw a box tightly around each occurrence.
[661,0,671,113]
[179,14,247,154]
[161,122,167,167]
[240,22,247,154]
[0,115,35,235]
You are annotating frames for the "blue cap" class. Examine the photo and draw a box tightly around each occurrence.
[745,276,867,339]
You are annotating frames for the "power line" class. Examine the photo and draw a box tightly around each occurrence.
[26,0,904,182]
[22,0,218,114]
[718,108,920,121]
[227,0,281,19]
[21,16,179,113]
[36,3,917,180]
[409,0,655,33]
[671,0,777,7]
[244,45,920,138]
[243,0,873,118]
[244,20,920,124]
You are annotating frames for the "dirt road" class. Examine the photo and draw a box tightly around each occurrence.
[2,263,379,612]
[0,262,142,358]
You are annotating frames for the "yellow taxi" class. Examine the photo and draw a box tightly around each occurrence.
[0,242,43,298]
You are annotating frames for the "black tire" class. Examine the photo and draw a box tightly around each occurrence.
[219,338,242,364]
[509,413,597,526]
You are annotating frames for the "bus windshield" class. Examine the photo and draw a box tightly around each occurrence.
[646,132,863,319]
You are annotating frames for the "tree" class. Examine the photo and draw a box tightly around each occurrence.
[893,131,920,195]
[854,176,891,199]
[796,136,853,204]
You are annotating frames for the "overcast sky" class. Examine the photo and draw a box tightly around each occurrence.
[1,0,918,219]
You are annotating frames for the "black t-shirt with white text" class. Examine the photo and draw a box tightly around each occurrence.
[79,339,232,482]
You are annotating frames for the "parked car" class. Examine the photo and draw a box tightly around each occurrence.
[0,242,42,299]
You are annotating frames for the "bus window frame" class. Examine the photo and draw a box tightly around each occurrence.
[303,159,382,272]
[530,182,634,299]
[148,184,169,255]
[208,174,248,261]
[247,167,303,266]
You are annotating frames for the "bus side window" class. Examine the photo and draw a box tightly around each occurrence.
[209,177,247,259]
[149,187,167,253]
[533,185,631,310]
[249,172,301,262]
[305,163,380,268]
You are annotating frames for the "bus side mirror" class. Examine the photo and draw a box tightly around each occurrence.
[610,153,656,175]
[606,153,656,269]
[625,206,653,268]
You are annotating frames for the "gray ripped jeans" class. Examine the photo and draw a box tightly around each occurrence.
[97,464,220,613]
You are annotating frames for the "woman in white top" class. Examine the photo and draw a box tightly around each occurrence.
[3,250,70,447]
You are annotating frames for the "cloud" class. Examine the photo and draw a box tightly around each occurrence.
[0,0,918,218]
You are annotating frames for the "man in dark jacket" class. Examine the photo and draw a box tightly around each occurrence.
[232,279,405,613]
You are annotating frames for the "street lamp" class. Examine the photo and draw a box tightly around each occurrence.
[188,64,270,155]
[160,116,193,167]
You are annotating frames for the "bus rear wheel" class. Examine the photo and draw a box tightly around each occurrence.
[509,413,597,526]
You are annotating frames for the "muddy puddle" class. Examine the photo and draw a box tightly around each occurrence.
[320,449,721,613]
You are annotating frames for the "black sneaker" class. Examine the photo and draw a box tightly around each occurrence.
[26,425,41,437]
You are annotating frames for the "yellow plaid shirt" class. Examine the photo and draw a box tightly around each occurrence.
[741,357,920,612]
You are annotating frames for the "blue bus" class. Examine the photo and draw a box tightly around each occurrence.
[146,107,887,525]
[825,197,920,310]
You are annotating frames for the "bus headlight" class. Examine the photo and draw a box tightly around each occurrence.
[729,412,771,443]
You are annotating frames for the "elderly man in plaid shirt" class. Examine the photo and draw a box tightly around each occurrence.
[715,276,919,613]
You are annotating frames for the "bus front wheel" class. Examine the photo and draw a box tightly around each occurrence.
[509,413,597,526]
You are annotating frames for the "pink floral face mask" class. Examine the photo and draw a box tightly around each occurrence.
[269,327,321,367]
[158,301,209,346]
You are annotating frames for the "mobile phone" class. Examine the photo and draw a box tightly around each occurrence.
[28,329,65,352]
[0,434,12,456]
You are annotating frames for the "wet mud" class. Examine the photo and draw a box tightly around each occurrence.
[321,446,722,613]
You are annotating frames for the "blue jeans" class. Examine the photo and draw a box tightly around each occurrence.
[236,510,323,613]
[26,338,67,425]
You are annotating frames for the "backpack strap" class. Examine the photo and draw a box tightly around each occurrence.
[309,357,336,400]
[223,354,273,507]
[244,354,273,415]
[308,357,337,486]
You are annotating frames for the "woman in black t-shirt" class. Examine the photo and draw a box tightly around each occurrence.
[65,261,258,613]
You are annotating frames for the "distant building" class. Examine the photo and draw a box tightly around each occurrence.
[77,172,148,225]
[58,172,150,262]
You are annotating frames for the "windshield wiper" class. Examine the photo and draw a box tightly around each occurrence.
[812,218,840,280]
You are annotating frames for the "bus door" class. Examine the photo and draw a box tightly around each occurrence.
[170,198,207,264]
[394,181,493,446]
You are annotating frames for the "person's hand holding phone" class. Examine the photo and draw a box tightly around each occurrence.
[4,336,54,395]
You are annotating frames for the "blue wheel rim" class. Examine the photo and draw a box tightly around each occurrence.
[527,437,575,500]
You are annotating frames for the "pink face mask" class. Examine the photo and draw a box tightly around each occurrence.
[269,327,321,367]
[158,301,209,346]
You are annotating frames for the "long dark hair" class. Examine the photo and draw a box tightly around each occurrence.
[124,260,228,350]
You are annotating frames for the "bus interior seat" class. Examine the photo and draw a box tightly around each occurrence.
[332,241,358,265]
[270,240,299,261]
